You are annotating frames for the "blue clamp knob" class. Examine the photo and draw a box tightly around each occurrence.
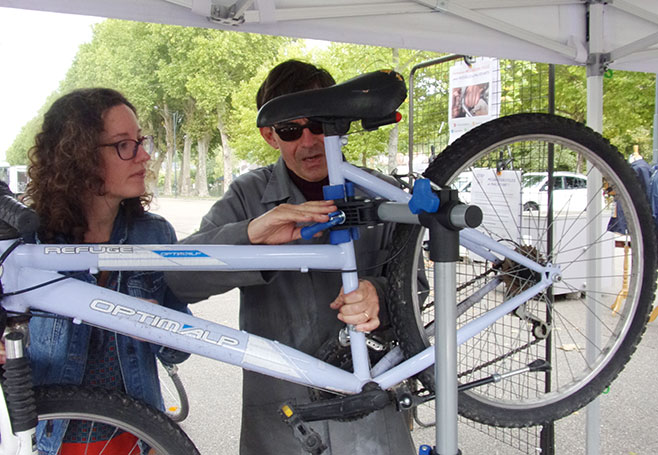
[418,444,434,455]
[345,181,355,199]
[300,211,345,239]
[408,178,440,214]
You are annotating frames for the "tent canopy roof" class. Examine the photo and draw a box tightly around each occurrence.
[2,0,658,72]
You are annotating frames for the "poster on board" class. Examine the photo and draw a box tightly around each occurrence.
[470,168,522,246]
[448,57,500,143]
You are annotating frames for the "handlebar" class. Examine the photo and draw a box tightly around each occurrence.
[0,181,39,237]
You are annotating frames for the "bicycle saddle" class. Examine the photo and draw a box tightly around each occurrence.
[256,69,407,132]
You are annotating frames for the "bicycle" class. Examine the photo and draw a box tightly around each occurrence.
[0,69,654,454]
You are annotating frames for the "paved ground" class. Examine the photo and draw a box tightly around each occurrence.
[152,196,658,455]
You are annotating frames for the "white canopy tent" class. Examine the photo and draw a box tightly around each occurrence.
[3,1,657,153]
[1,1,656,453]
[2,0,658,73]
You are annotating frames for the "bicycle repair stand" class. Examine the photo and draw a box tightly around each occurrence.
[417,186,482,455]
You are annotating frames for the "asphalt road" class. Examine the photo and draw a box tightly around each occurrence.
[152,196,658,455]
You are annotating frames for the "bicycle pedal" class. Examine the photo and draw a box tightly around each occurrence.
[280,402,327,455]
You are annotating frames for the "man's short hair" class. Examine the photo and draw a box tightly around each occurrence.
[256,59,336,110]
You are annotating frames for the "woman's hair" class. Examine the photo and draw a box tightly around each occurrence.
[24,88,151,242]
[256,59,336,110]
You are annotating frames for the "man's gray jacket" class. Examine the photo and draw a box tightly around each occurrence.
[166,157,415,455]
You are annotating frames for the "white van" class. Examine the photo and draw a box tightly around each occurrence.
[0,163,29,195]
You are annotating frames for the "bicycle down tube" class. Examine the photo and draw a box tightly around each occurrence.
[2,242,555,393]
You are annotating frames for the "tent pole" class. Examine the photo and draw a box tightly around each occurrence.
[585,2,605,455]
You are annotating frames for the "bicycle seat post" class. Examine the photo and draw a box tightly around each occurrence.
[324,131,371,382]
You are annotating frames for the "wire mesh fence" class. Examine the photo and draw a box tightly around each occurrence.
[408,55,557,455]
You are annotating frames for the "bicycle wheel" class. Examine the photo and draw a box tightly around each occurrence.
[387,113,656,427]
[35,385,199,454]
[158,360,190,422]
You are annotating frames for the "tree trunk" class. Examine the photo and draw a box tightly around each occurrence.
[149,148,166,195]
[387,124,400,174]
[161,104,174,196]
[145,119,164,193]
[180,135,192,196]
[387,48,401,174]
[217,112,233,193]
[196,133,210,197]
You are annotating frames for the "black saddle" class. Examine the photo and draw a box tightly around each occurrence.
[256,70,407,135]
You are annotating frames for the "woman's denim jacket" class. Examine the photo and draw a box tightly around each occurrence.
[27,208,188,454]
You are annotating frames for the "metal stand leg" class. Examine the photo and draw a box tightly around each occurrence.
[418,188,481,455]
[435,261,459,455]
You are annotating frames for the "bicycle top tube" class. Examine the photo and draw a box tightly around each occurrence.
[6,242,355,273]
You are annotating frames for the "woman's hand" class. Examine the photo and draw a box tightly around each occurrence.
[330,280,380,332]
[247,200,337,245]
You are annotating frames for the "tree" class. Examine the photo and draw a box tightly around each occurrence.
[603,70,655,158]
[228,41,443,173]
[5,19,656,187]
[58,20,184,193]
[316,43,443,172]
[182,30,290,193]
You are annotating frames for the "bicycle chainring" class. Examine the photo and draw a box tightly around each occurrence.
[308,329,394,421]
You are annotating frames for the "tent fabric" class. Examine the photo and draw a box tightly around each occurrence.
[2,0,658,73]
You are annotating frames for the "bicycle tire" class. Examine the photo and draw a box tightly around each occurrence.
[34,385,199,454]
[158,360,190,422]
[387,113,656,427]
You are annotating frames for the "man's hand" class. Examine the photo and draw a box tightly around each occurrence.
[247,200,337,245]
[330,279,380,332]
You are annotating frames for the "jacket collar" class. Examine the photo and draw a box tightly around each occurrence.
[109,205,129,244]
[261,157,307,205]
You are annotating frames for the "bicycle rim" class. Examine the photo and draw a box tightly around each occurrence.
[388,114,656,426]
[35,386,199,455]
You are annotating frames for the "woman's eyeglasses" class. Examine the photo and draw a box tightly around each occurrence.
[99,135,154,160]
[272,121,324,142]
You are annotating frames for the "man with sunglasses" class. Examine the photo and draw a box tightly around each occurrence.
[166,60,415,455]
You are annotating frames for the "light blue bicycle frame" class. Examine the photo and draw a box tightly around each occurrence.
[0,134,559,397]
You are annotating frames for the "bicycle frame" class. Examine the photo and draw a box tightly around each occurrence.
[0,132,558,453]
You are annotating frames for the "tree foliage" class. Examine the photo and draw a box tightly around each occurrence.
[4,18,657,188]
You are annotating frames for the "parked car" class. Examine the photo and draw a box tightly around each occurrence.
[521,171,588,213]
[450,170,589,214]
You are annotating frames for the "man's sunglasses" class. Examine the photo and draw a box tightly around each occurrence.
[272,121,324,142]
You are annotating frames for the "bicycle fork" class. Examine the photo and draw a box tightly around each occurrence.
[0,323,38,455]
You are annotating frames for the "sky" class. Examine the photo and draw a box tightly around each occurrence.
[0,7,102,160]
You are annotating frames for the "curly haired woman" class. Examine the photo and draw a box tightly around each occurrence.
[24,88,188,455]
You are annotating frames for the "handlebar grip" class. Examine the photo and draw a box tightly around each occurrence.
[0,182,39,236]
